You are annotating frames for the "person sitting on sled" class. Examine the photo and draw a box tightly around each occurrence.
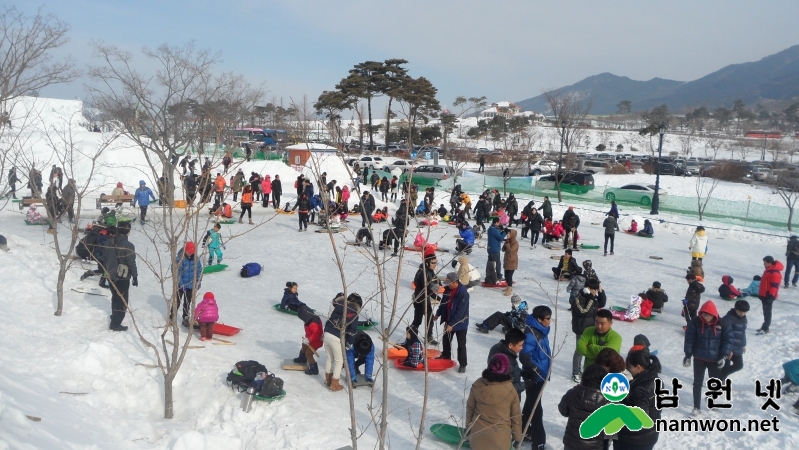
[475,294,528,333]
[638,219,654,237]
[212,202,233,218]
[628,219,638,233]
[552,249,579,280]
[437,203,448,218]
[294,305,323,375]
[373,206,388,223]
[281,281,304,311]
[346,331,375,386]
[552,220,565,240]
[718,275,743,300]
[26,204,44,224]
[395,326,424,368]
[740,275,761,297]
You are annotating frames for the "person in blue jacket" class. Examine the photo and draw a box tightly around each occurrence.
[638,219,655,237]
[683,300,734,416]
[435,272,471,373]
[280,281,304,311]
[346,331,375,386]
[174,241,203,327]
[519,305,552,448]
[132,180,157,223]
[456,220,475,254]
[487,217,508,282]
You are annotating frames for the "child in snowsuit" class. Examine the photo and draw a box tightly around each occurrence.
[612,293,644,322]
[346,331,375,386]
[689,259,705,282]
[683,272,706,326]
[475,294,528,333]
[295,305,324,375]
[741,275,761,297]
[280,281,304,311]
[373,207,388,223]
[628,219,638,233]
[194,292,219,341]
[202,223,224,265]
[26,204,44,224]
[718,275,743,300]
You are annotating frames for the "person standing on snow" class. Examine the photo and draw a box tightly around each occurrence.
[202,223,225,265]
[100,221,138,331]
[689,226,708,261]
[757,256,783,335]
[435,272,471,373]
[261,175,272,208]
[683,272,706,327]
[271,175,282,209]
[487,217,508,283]
[683,300,733,417]
[602,213,617,256]
[213,173,226,205]
[519,305,552,448]
[562,206,580,250]
[231,169,245,202]
[784,235,799,288]
[133,180,156,224]
[720,300,749,380]
[541,196,552,221]
[174,242,203,327]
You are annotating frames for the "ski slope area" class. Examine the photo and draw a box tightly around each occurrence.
[1,97,799,449]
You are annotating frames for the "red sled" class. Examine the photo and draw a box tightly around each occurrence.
[393,358,457,372]
[481,281,515,288]
[212,323,241,336]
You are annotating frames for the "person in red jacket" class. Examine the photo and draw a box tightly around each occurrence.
[757,256,783,335]
[295,305,324,375]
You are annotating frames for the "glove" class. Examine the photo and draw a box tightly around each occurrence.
[222,245,226,250]
[345,343,353,351]
[132,277,138,287]
[683,356,691,368]
[302,336,310,345]
[717,358,726,369]
[682,298,688,305]
[201,243,206,248]
[597,339,606,346]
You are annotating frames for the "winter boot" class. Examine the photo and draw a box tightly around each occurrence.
[238,217,243,224]
[503,286,513,296]
[304,363,319,375]
[293,350,308,364]
[324,372,333,387]
[248,218,254,225]
[330,378,344,392]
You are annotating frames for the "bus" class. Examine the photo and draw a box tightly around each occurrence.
[232,128,267,145]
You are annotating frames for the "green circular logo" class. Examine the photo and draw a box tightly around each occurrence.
[601,373,630,402]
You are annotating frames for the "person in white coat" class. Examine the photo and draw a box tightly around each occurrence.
[689,226,708,261]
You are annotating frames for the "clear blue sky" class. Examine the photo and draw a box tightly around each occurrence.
[20,0,799,114]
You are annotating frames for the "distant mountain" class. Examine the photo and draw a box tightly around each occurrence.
[517,44,799,115]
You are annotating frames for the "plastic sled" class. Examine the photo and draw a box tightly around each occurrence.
[25,219,50,226]
[255,389,286,402]
[649,256,663,260]
[71,287,108,297]
[315,227,343,233]
[352,374,374,387]
[481,281,515,288]
[447,221,456,225]
[357,319,378,331]
[273,303,314,315]
[430,423,471,447]
[393,358,457,372]
[610,305,654,321]
[217,219,236,224]
[386,347,441,360]
[282,359,308,371]
[580,244,600,249]
[213,323,241,336]
[404,244,439,253]
[277,209,295,215]
[203,264,228,274]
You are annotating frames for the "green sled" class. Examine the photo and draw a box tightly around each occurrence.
[217,219,237,224]
[203,264,228,274]
[255,389,286,402]
[273,303,316,315]
[357,320,378,331]
[430,424,470,447]
[580,244,600,249]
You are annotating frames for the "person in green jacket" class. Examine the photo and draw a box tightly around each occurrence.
[541,196,552,221]
[577,309,622,367]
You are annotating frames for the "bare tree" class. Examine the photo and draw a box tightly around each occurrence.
[696,167,723,220]
[677,131,694,158]
[37,111,119,315]
[543,89,592,202]
[704,136,725,160]
[773,172,799,231]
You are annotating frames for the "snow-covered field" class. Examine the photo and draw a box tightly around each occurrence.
[1,98,799,449]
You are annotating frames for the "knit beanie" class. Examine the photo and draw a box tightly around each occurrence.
[488,353,510,376]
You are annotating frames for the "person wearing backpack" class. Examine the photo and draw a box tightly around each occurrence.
[295,305,324,375]
[194,291,219,341]
[324,293,362,392]
[99,221,138,331]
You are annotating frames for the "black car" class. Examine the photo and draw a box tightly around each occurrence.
[643,161,685,176]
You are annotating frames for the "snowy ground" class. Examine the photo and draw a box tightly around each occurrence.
[1,98,799,449]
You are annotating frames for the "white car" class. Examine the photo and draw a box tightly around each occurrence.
[383,160,415,173]
[358,155,384,169]
[528,159,558,175]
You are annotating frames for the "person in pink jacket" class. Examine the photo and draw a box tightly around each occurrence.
[261,175,273,208]
[194,292,220,341]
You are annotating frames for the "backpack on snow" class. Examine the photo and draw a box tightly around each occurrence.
[226,360,284,397]
[240,262,262,278]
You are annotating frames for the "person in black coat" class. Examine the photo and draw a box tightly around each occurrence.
[520,201,534,238]
[271,175,282,209]
[683,272,705,325]
[292,193,311,231]
[645,281,668,313]
[558,364,609,450]
[360,191,375,227]
[616,351,661,450]
[562,206,580,249]
[412,256,440,344]
[552,249,579,280]
[473,196,491,233]
[528,208,544,248]
[720,300,749,380]
[487,328,527,397]
[571,278,606,380]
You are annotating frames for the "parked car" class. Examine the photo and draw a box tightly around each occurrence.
[642,161,685,176]
[582,160,611,174]
[359,155,384,169]
[535,172,595,194]
[410,164,455,181]
[383,159,415,173]
[752,167,772,182]
[528,159,558,175]
[604,184,665,206]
